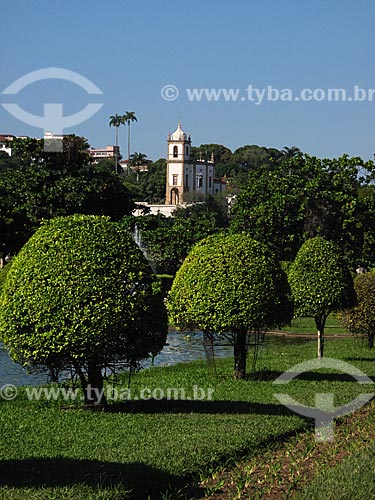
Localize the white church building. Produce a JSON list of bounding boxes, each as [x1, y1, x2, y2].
[[134, 122, 225, 216]]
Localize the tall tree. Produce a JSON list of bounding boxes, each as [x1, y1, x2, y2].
[[167, 233, 293, 379], [122, 111, 138, 175], [288, 237, 355, 358], [0, 215, 168, 406], [128, 152, 151, 183], [137, 158, 167, 203], [339, 272, 375, 348], [0, 136, 134, 259], [109, 114, 123, 174], [230, 154, 372, 264]]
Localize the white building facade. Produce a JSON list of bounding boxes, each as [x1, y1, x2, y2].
[[0, 135, 15, 156], [89, 145, 121, 163], [166, 122, 220, 205]]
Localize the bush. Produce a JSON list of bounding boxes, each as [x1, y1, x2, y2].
[[288, 237, 354, 357], [167, 233, 293, 378], [0, 215, 168, 405], [0, 262, 12, 295], [338, 271, 375, 348]]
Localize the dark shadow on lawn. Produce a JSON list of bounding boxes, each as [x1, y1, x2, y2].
[[250, 370, 374, 383], [0, 458, 200, 499], [345, 357, 375, 363], [108, 399, 302, 417]]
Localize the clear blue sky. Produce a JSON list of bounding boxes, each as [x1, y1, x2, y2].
[[1, 0, 375, 161]]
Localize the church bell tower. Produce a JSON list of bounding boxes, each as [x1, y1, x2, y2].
[[165, 121, 217, 205], [165, 121, 191, 205]]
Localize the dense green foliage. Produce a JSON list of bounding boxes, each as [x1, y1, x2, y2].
[[338, 271, 375, 348], [288, 237, 354, 357], [168, 233, 293, 378], [0, 337, 374, 499], [125, 149, 375, 274], [191, 143, 286, 179], [0, 136, 134, 259], [4, 134, 375, 278], [0, 215, 167, 403], [127, 152, 151, 182], [124, 197, 228, 274], [230, 154, 374, 263], [0, 262, 12, 295], [125, 142, 298, 202], [122, 158, 167, 203]]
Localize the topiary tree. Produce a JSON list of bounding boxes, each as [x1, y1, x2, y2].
[[338, 272, 375, 348], [0, 215, 168, 406], [167, 233, 293, 379], [288, 236, 354, 358]]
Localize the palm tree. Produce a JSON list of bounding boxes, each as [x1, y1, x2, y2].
[[122, 111, 137, 175], [282, 146, 303, 159], [109, 114, 123, 174], [282, 146, 303, 177], [128, 152, 151, 182]]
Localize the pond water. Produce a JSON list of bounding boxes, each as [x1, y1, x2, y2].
[[0, 332, 313, 387]]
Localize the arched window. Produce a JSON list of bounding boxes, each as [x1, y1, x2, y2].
[[173, 146, 178, 158], [196, 173, 203, 189], [185, 146, 189, 156]]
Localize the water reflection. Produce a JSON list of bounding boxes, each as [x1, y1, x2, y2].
[[145, 331, 233, 368], [146, 331, 313, 369], [0, 333, 312, 386], [0, 343, 47, 387]]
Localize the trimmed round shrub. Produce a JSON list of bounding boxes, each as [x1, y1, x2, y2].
[[288, 236, 354, 357], [167, 233, 293, 378], [0, 214, 168, 404]]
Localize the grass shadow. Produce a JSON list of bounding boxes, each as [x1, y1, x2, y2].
[[249, 369, 374, 383], [0, 457, 199, 499], [345, 357, 375, 362], [108, 399, 299, 417]]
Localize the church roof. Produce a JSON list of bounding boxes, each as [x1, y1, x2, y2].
[[170, 121, 187, 141]]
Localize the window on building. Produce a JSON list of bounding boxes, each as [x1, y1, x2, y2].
[[173, 146, 178, 158], [209, 176, 212, 188], [196, 174, 203, 189], [186, 146, 189, 156], [185, 174, 189, 187], [173, 174, 178, 185]]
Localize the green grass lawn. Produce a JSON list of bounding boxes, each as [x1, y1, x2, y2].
[[281, 313, 349, 335], [295, 441, 375, 500], [0, 335, 373, 499]]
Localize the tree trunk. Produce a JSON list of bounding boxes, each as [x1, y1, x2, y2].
[[315, 315, 327, 358], [317, 329, 324, 358], [86, 361, 107, 408], [233, 330, 247, 379], [127, 122, 131, 175], [115, 126, 118, 174], [368, 333, 374, 349]]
